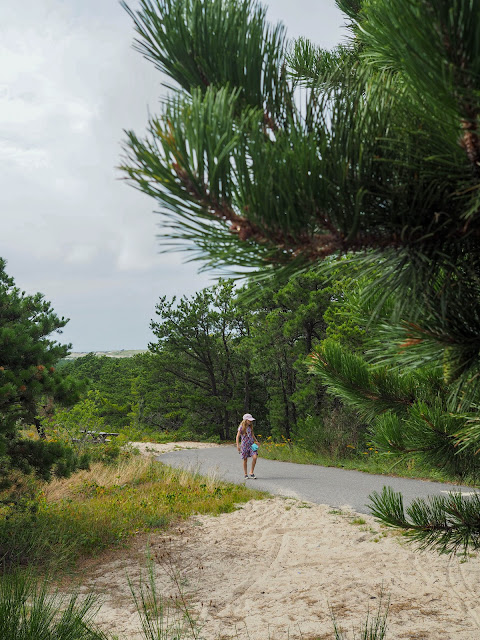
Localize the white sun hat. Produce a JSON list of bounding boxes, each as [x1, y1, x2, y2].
[[243, 413, 256, 421]]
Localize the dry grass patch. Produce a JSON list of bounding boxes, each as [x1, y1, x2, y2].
[[43, 457, 157, 502]]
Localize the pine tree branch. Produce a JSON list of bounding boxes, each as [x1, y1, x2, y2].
[[369, 486, 480, 555]]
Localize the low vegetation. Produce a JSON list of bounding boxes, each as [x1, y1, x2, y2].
[[0, 560, 391, 640], [257, 437, 478, 486], [331, 591, 389, 640], [0, 454, 262, 575]]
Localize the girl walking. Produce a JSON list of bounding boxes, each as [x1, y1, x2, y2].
[[236, 413, 260, 479]]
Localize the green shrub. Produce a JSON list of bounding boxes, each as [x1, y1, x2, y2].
[[5, 439, 90, 481]]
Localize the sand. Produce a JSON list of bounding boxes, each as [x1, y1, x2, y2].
[[64, 442, 480, 640], [127, 441, 223, 456]]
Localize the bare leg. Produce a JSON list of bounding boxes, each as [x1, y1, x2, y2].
[[243, 458, 248, 475], [250, 454, 258, 475]]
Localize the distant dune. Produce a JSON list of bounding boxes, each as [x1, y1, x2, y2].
[[64, 349, 147, 359]]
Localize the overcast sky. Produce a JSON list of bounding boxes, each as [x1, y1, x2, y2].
[[1, 0, 346, 352]]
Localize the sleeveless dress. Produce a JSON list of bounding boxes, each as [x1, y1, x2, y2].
[[238, 425, 257, 459]]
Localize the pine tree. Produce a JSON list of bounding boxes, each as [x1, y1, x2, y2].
[[0, 259, 84, 483], [121, 0, 480, 553]]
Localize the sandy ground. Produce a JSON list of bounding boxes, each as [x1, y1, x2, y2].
[[63, 443, 480, 640], [127, 441, 223, 456]]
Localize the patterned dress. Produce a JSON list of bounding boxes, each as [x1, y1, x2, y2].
[[238, 425, 257, 459]]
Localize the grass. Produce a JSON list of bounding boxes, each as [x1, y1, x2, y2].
[[0, 571, 109, 640], [331, 589, 390, 640], [350, 517, 367, 525], [129, 557, 203, 640], [257, 437, 480, 486], [0, 559, 391, 640], [0, 456, 263, 575]]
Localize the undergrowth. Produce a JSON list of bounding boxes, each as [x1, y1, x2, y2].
[[257, 438, 480, 487], [0, 456, 262, 574]]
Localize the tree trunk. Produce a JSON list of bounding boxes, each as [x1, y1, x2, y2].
[[223, 410, 230, 440], [33, 416, 46, 440]]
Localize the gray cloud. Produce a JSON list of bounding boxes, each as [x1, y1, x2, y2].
[[0, 0, 344, 351]]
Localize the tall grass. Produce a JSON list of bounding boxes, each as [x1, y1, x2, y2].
[[129, 558, 203, 640], [0, 457, 262, 574], [0, 571, 109, 640]]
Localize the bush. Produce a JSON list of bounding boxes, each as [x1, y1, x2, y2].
[[4, 439, 90, 482], [83, 441, 125, 465], [297, 406, 367, 459]]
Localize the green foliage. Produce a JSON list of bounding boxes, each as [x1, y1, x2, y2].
[[0, 258, 86, 486], [0, 572, 108, 640], [149, 280, 253, 440], [60, 354, 141, 429], [322, 274, 371, 354], [373, 403, 479, 477], [0, 458, 261, 573], [4, 439, 90, 482], [310, 340, 480, 477], [49, 390, 106, 437], [0, 259, 82, 430], [359, 0, 480, 127], [310, 340, 432, 421], [369, 487, 480, 555], [122, 0, 288, 112], [243, 272, 338, 439], [334, 0, 362, 21], [296, 408, 366, 459]]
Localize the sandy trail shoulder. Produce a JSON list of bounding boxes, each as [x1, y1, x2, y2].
[[127, 441, 222, 456], [64, 443, 480, 640]]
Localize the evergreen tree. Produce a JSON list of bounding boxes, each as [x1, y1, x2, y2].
[[244, 272, 363, 450], [149, 281, 255, 439], [0, 259, 84, 483], [121, 0, 480, 552]]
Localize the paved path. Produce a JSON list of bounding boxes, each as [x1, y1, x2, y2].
[[158, 445, 479, 514]]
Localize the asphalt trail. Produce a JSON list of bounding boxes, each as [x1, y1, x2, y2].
[[158, 445, 479, 514]]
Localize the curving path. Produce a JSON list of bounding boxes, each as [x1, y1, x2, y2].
[[158, 444, 479, 514]]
